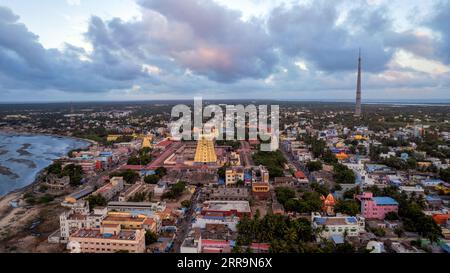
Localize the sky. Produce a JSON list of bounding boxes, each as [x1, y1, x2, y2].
[[0, 0, 449, 102]]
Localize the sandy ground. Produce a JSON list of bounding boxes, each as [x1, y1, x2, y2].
[[0, 190, 66, 252]]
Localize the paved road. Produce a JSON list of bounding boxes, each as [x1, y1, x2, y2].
[[238, 140, 254, 167], [172, 187, 201, 252], [280, 146, 314, 181]]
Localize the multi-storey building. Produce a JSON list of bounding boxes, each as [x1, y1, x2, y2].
[[311, 213, 365, 241], [356, 192, 399, 220], [59, 202, 107, 242], [225, 167, 244, 186], [68, 224, 146, 253]]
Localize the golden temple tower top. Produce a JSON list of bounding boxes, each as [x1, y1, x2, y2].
[[194, 134, 217, 164]]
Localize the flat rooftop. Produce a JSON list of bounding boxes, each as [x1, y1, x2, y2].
[[203, 200, 251, 213], [71, 229, 138, 241]]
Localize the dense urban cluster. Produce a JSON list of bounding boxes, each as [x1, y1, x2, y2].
[[0, 101, 449, 253]]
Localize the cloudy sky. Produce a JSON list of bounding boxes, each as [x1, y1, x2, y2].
[[0, 0, 449, 102]]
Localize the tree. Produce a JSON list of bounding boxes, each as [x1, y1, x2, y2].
[[333, 163, 356, 184], [145, 231, 158, 245], [217, 165, 227, 179], [162, 181, 186, 200], [47, 162, 62, 175], [61, 164, 84, 186], [181, 200, 192, 208], [306, 161, 323, 172], [86, 194, 107, 209], [310, 182, 330, 196], [110, 170, 139, 184], [335, 200, 360, 216], [128, 192, 148, 202], [275, 187, 296, 205], [343, 186, 360, 199], [440, 168, 450, 183], [385, 211, 399, 221], [370, 227, 386, 237], [144, 175, 160, 184], [38, 194, 54, 204], [155, 167, 167, 177], [332, 184, 342, 192], [322, 149, 338, 164], [394, 227, 404, 237], [236, 213, 315, 253], [252, 150, 287, 178]]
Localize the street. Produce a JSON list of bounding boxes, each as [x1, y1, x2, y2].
[[171, 186, 201, 252]]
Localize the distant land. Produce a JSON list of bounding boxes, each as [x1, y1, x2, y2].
[[0, 99, 450, 106]]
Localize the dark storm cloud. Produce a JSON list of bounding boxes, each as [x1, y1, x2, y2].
[[267, 1, 394, 72], [0, 0, 449, 97], [0, 6, 151, 93], [428, 0, 450, 64]]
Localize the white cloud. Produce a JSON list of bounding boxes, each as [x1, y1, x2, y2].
[[67, 0, 81, 6]]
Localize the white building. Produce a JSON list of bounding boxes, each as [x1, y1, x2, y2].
[[192, 214, 239, 232], [399, 185, 425, 196], [311, 213, 365, 241], [180, 229, 201, 253], [59, 201, 107, 243]]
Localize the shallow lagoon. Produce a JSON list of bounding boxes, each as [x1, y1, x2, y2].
[[0, 133, 90, 196]]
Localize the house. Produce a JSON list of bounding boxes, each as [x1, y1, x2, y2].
[[399, 185, 425, 196], [93, 177, 124, 201], [356, 192, 399, 220], [68, 224, 146, 253], [225, 167, 244, 186], [311, 213, 365, 241], [421, 179, 445, 188], [59, 202, 107, 243], [294, 171, 309, 184]]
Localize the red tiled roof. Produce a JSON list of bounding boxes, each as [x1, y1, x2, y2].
[[294, 171, 306, 179], [432, 214, 450, 225]]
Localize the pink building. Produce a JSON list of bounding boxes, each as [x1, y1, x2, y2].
[[357, 192, 399, 220]]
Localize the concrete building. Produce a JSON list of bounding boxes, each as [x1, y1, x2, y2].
[[201, 200, 251, 218], [200, 187, 249, 201], [399, 185, 425, 196], [192, 213, 239, 232], [119, 182, 149, 202], [251, 182, 270, 200], [59, 202, 107, 243], [225, 167, 244, 186], [107, 201, 166, 217], [44, 174, 70, 191], [356, 192, 399, 220], [68, 224, 146, 253], [311, 213, 365, 241], [93, 177, 124, 201]]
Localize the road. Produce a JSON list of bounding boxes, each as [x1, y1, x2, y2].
[[172, 187, 201, 252], [238, 140, 254, 167], [280, 146, 315, 181]]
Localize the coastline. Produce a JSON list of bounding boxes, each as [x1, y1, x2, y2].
[[0, 128, 98, 146], [0, 129, 96, 201]]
